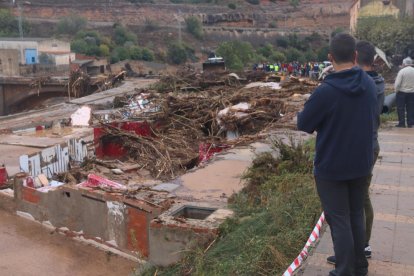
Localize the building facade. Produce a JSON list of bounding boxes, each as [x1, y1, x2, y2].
[[0, 49, 20, 76], [0, 38, 74, 76]]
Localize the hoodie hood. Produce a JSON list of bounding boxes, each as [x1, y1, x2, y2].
[[323, 67, 370, 96], [366, 71, 385, 96]]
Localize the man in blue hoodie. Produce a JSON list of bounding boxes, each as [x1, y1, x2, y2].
[[297, 33, 378, 276], [325, 40, 385, 266]]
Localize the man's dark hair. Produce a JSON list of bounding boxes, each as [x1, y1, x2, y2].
[[330, 33, 356, 64], [356, 40, 376, 67]]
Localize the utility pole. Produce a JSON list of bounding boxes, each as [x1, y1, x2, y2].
[[13, 0, 23, 39], [406, 0, 414, 17], [18, 3, 23, 39], [174, 10, 183, 44], [178, 9, 182, 44]]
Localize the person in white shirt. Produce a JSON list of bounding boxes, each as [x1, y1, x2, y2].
[[402, 56, 412, 66], [395, 58, 414, 128]]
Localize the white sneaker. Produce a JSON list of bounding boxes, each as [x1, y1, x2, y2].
[[365, 245, 372, 258]]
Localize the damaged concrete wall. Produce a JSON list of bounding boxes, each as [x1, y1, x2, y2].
[[13, 175, 165, 259], [107, 201, 127, 248], [149, 204, 233, 266], [149, 224, 216, 266]]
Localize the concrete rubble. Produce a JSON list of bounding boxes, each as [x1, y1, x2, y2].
[[0, 70, 317, 266]]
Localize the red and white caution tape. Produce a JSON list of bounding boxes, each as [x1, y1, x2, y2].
[[282, 212, 325, 276]]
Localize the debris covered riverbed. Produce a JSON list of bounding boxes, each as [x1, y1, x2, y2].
[[93, 70, 318, 180]]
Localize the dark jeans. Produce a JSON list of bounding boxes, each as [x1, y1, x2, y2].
[[316, 176, 369, 276], [396, 92, 414, 127]]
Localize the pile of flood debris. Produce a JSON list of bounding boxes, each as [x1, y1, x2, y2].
[[90, 71, 318, 181], [68, 70, 127, 99]]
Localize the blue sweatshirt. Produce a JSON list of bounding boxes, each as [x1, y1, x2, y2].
[[297, 67, 378, 181]]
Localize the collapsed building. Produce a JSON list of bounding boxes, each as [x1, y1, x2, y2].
[[0, 68, 318, 266]]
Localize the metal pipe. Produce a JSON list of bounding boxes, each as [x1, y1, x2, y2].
[[382, 93, 396, 114]]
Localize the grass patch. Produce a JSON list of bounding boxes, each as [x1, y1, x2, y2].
[[141, 137, 321, 276], [380, 110, 398, 125]]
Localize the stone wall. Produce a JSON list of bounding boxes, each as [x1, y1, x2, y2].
[[12, 0, 354, 34]]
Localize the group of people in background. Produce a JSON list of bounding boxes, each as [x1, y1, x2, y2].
[[253, 61, 329, 79], [252, 52, 414, 131]]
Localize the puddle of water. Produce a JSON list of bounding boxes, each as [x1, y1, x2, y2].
[[178, 159, 249, 201]]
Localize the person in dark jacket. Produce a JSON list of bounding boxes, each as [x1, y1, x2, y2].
[[325, 40, 385, 266], [297, 33, 378, 276]]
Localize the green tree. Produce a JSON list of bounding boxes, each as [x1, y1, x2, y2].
[[304, 50, 317, 61], [269, 51, 286, 62], [141, 48, 155, 61], [57, 14, 87, 35], [356, 16, 414, 56], [289, 0, 300, 8], [113, 25, 137, 46], [71, 39, 89, 54], [228, 3, 236, 9], [285, 47, 304, 62], [167, 42, 187, 64], [287, 33, 308, 51], [185, 16, 203, 40], [257, 43, 275, 58], [75, 31, 102, 44], [71, 30, 106, 56], [276, 36, 289, 48], [317, 46, 329, 61], [99, 44, 110, 56], [129, 46, 142, 60], [0, 9, 29, 37], [217, 40, 255, 71], [111, 46, 130, 63]]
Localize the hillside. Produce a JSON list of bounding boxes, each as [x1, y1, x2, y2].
[[5, 0, 354, 35], [0, 0, 358, 69]]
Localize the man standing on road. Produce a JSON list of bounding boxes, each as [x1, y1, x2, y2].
[[395, 58, 414, 128], [325, 40, 385, 266], [297, 33, 378, 276]]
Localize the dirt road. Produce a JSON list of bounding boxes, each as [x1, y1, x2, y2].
[[0, 210, 138, 276]]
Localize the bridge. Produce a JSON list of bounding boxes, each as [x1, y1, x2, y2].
[[0, 77, 68, 116]]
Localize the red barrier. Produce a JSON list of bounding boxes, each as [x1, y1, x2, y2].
[[0, 166, 8, 187], [94, 121, 152, 159]]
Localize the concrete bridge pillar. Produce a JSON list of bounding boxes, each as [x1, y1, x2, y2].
[[0, 84, 4, 116]]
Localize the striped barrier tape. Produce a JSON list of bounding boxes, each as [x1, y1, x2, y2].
[[282, 212, 325, 276]]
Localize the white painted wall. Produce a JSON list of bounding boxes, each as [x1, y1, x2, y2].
[[38, 39, 70, 54], [53, 53, 76, 65]]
